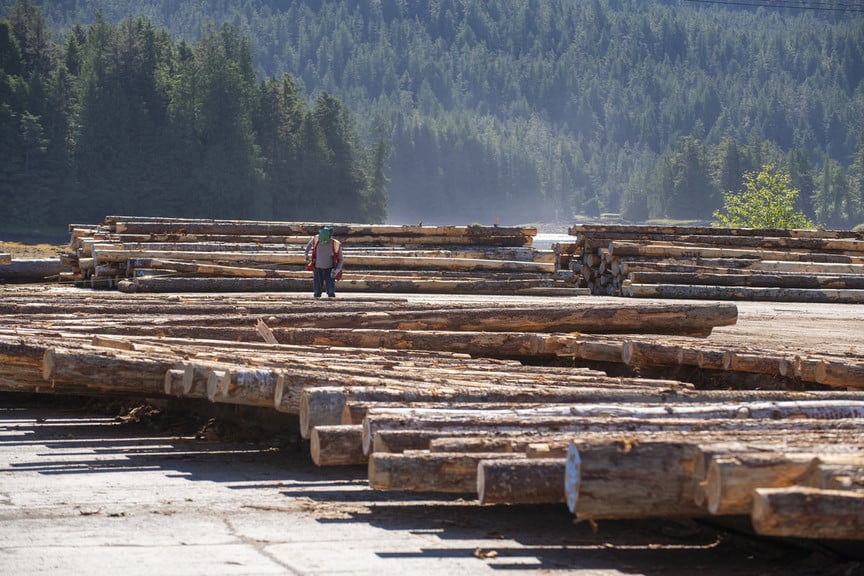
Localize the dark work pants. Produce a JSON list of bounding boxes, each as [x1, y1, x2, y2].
[[313, 267, 335, 297]]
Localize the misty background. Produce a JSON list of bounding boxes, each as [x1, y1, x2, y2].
[[1, 0, 863, 234]]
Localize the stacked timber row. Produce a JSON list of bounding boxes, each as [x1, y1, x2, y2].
[[65, 215, 580, 295], [1, 287, 863, 541], [561, 224, 864, 302]]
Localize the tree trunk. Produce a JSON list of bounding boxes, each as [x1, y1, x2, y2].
[[368, 451, 527, 493], [565, 441, 706, 519], [477, 458, 566, 504], [751, 487, 864, 540], [310, 425, 366, 467]]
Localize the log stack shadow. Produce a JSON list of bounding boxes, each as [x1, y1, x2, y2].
[[1, 288, 862, 544], [561, 223, 864, 302]]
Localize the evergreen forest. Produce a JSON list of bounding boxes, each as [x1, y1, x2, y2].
[[2, 0, 864, 232]]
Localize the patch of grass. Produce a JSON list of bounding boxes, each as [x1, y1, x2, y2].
[[0, 241, 66, 259]]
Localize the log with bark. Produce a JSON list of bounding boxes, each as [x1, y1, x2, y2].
[[703, 452, 864, 515], [751, 487, 864, 540], [368, 451, 527, 493], [623, 282, 864, 304], [564, 440, 706, 519], [476, 458, 567, 505]]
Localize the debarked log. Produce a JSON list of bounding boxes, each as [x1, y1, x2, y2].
[[751, 487, 864, 540]]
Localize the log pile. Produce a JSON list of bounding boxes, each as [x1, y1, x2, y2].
[[1, 287, 862, 543], [561, 224, 864, 302], [63, 216, 582, 295]]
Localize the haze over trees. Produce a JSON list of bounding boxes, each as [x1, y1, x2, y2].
[[2, 0, 863, 230]]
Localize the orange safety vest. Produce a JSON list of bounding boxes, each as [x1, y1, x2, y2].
[[306, 237, 343, 279]]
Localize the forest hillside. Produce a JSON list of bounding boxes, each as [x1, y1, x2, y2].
[[2, 0, 863, 230]]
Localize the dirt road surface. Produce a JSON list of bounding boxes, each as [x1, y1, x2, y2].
[[1, 294, 863, 575]]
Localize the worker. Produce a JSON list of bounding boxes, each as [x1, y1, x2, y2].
[[304, 226, 344, 298]]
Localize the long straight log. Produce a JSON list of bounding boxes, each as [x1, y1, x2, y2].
[[119, 276, 580, 296], [569, 224, 863, 240], [625, 282, 864, 304], [306, 383, 809, 437], [0, 258, 65, 282], [751, 487, 864, 540], [370, 422, 864, 456], [362, 413, 864, 456], [100, 249, 554, 272], [105, 298, 736, 337], [628, 271, 864, 289], [477, 458, 566, 504], [368, 451, 527, 493], [110, 219, 536, 239], [581, 232, 864, 251], [609, 241, 864, 263]]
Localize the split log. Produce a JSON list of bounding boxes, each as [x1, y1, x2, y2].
[[477, 458, 566, 504], [751, 487, 864, 540], [310, 425, 367, 467], [368, 451, 527, 493], [0, 253, 10, 265]]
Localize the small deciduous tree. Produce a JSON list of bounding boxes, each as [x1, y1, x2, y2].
[[713, 164, 814, 229]]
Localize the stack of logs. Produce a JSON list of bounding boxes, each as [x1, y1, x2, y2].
[[561, 224, 864, 302], [63, 216, 580, 295], [1, 288, 862, 541]]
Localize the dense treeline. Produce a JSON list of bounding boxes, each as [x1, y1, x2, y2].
[[0, 2, 386, 232], [2, 0, 864, 228]]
